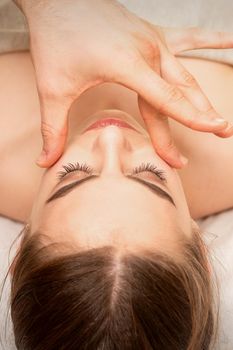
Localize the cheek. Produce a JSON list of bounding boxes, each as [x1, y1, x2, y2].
[[29, 170, 55, 230], [167, 171, 191, 233], [169, 169, 186, 200]]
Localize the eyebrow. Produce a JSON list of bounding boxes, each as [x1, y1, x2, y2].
[[46, 175, 176, 207]]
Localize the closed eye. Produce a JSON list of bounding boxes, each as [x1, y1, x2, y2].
[[47, 162, 173, 205], [131, 162, 167, 183], [56, 161, 167, 183]]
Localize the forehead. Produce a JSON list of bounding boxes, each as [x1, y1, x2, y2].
[[38, 177, 180, 251], [42, 176, 175, 220]]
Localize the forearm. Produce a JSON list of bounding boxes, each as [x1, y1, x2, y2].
[[13, 0, 56, 18], [13, 0, 35, 12], [13, 0, 23, 9], [12, 0, 102, 26]]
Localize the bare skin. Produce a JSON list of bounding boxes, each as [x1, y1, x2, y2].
[[0, 51, 233, 223], [13, 0, 233, 168]]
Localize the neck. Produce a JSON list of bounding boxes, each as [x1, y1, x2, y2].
[[67, 83, 144, 143]]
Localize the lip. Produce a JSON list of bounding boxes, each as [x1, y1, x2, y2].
[[82, 118, 140, 134]]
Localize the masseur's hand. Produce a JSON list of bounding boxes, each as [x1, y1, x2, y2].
[[15, 0, 233, 168]]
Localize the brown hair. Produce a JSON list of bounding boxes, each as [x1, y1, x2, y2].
[[4, 225, 219, 350]]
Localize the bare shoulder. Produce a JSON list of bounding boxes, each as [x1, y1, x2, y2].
[[0, 52, 232, 221], [173, 57, 233, 219], [0, 52, 39, 148], [0, 52, 43, 222]]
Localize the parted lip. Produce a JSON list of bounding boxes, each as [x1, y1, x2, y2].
[[82, 118, 140, 134]]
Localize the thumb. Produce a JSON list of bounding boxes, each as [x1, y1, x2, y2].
[[36, 98, 70, 168], [138, 96, 188, 169]]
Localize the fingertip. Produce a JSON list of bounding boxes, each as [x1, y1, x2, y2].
[[208, 118, 228, 129], [36, 157, 52, 168], [156, 150, 188, 169], [170, 154, 189, 169], [35, 149, 46, 166], [170, 159, 188, 169], [35, 158, 50, 168], [225, 123, 233, 135], [214, 123, 233, 138], [36, 150, 59, 168]]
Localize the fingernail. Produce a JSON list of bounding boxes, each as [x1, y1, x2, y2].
[[36, 150, 47, 165], [223, 123, 233, 133], [210, 118, 228, 125], [180, 155, 189, 166]]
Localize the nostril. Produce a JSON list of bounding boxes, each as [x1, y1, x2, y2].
[[91, 126, 133, 158], [97, 126, 127, 145]]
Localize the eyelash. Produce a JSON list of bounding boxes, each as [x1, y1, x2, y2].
[[132, 163, 167, 182], [57, 162, 93, 180], [57, 162, 167, 182]]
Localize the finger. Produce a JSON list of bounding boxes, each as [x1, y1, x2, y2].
[[163, 27, 233, 54], [161, 54, 233, 136], [138, 96, 188, 169], [120, 60, 228, 132], [36, 97, 70, 168], [214, 123, 233, 138], [161, 53, 211, 110]]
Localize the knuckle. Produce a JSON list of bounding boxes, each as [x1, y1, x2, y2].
[[166, 85, 184, 103], [138, 38, 160, 65], [41, 121, 61, 141], [158, 85, 184, 113], [162, 139, 176, 152], [185, 114, 201, 129], [156, 139, 177, 155], [180, 70, 197, 86]]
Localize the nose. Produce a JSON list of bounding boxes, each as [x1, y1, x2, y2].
[[92, 126, 132, 176]]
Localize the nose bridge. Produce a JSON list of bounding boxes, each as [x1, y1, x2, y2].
[[93, 126, 131, 175]]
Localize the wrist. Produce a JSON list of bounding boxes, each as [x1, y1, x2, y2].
[[13, 0, 24, 10], [13, 0, 45, 18]]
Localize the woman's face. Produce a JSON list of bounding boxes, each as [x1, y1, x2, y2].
[[30, 109, 193, 254]]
